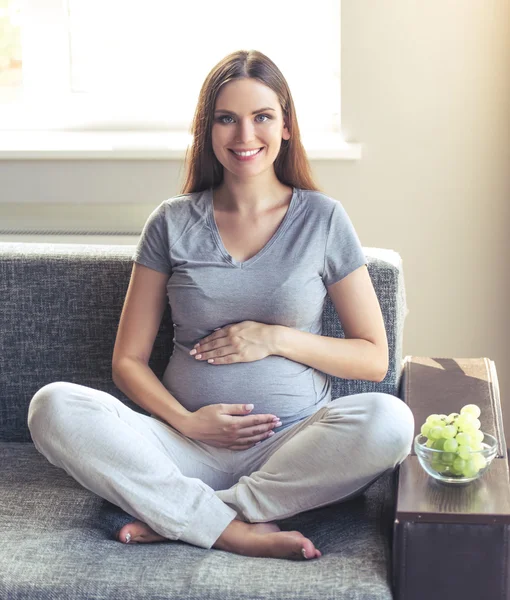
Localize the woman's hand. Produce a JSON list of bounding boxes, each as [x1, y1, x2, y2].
[[178, 403, 282, 451], [189, 321, 280, 365]]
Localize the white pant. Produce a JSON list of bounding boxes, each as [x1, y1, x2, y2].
[[27, 382, 415, 549]]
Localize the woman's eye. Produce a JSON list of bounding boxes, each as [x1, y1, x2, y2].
[[216, 114, 271, 124]]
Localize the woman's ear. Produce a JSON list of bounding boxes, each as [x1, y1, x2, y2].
[[282, 118, 291, 141]]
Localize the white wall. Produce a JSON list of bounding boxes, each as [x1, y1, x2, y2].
[[1, 0, 509, 441]]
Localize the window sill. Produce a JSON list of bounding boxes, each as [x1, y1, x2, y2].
[[0, 131, 362, 160]]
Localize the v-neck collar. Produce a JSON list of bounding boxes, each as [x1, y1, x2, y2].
[[206, 186, 298, 268]]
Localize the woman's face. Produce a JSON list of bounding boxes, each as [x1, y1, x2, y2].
[[211, 78, 290, 179]]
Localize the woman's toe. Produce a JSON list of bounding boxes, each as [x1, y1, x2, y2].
[[117, 520, 167, 544]]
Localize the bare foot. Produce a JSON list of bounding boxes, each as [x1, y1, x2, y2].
[[116, 519, 322, 560], [116, 520, 281, 546], [214, 519, 322, 560], [116, 520, 166, 544]]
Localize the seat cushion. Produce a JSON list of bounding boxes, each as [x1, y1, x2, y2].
[[0, 443, 396, 600]]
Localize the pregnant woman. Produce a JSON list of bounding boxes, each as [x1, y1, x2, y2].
[[27, 49, 414, 560]]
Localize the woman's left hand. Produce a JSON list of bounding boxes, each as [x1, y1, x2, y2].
[[190, 321, 278, 365]]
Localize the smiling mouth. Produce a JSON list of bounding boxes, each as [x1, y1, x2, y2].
[[229, 148, 264, 156]]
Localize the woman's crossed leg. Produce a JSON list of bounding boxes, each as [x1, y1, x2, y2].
[[27, 382, 321, 559]]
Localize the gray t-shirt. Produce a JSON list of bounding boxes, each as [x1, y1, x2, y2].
[[132, 187, 367, 431]]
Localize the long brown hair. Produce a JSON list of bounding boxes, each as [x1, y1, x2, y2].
[[180, 50, 322, 194]]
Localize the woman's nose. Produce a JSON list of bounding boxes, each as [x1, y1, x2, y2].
[[235, 118, 257, 143]]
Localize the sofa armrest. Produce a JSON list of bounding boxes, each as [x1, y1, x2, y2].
[[398, 356, 506, 459], [392, 356, 510, 600]]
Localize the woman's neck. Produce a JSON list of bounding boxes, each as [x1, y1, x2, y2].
[[214, 179, 292, 216]]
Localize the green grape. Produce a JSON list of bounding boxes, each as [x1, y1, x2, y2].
[[443, 438, 458, 452], [471, 418, 481, 430], [461, 404, 481, 419], [426, 414, 440, 424], [450, 463, 464, 476], [429, 426, 444, 440], [454, 419, 466, 431], [453, 457, 467, 471], [473, 454, 487, 469], [425, 439, 434, 448], [431, 459, 443, 472], [474, 430, 484, 443], [427, 419, 443, 430], [442, 425, 457, 439], [457, 445, 473, 460], [457, 413, 475, 429], [421, 423, 432, 437], [432, 438, 445, 450], [441, 452, 456, 465], [462, 459, 480, 478], [461, 424, 477, 436], [447, 412, 460, 423], [456, 432, 473, 446]]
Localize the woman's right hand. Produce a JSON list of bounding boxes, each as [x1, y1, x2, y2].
[[177, 404, 282, 450]]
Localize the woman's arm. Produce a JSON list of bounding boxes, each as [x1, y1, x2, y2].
[[271, 329, 385, 382], [272, 265, 388, 382], [112, 263, 191, 430]]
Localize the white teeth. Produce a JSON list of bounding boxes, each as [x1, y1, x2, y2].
[[232, 148, 261, 157]]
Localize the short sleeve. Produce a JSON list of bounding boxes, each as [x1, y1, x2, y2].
[[322, 201, 367, 287], [132, 202, 172, 275]]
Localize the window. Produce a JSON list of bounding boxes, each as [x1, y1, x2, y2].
[[0, 0, 22, 95], [0, 0, 360, 158]]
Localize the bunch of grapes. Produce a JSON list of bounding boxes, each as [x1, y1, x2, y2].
[[420, 404, 487, 478]]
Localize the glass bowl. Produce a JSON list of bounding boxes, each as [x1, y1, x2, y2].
[[414, 432, 498, 485]]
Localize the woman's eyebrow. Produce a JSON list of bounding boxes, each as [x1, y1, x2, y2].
[[214, 107, 276, 115]]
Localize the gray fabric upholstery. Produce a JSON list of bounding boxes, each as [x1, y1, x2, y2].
[[0, 241, 408, 599], [0, 243, 407, 442], [0, 442, 397, 600]]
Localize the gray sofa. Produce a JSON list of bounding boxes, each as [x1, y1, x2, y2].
[[0, 241, 471, 599]]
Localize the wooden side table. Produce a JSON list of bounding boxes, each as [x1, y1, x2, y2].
[[393, 357, 510, 600]]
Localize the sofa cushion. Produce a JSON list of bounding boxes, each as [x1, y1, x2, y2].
[[0, 242, 407, 442], [0, 442, 396, 600]]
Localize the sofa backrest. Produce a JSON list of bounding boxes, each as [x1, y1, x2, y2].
[[0, 243, 408, 442]]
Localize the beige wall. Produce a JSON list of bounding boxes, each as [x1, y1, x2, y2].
[[339, 0, 510, 441], [1, 1, 509, 441]]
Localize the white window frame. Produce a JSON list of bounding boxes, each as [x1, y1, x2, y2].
[[0, 0, 361, 160]]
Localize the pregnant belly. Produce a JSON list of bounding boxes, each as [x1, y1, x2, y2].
[[162, 347, 329, 428]]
